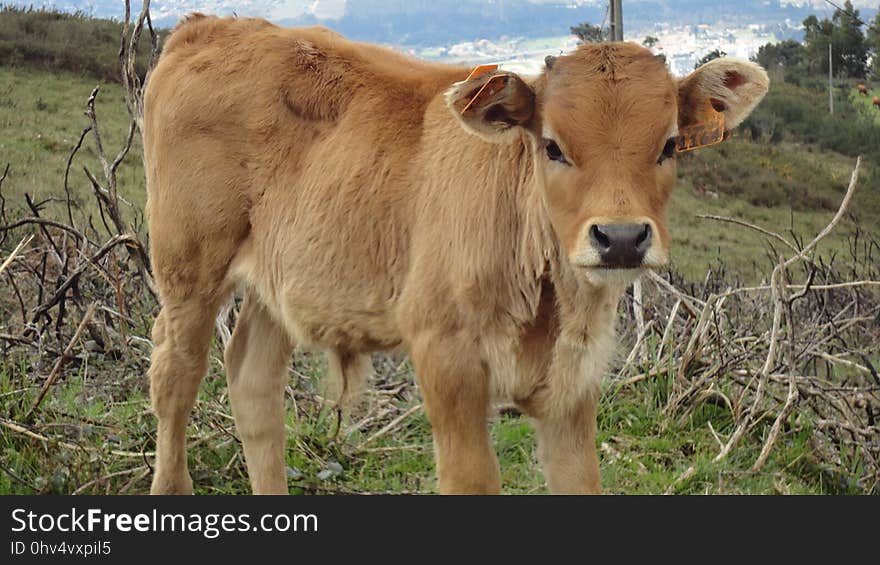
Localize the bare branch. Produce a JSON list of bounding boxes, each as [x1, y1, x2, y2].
[[697, 213, 800, 255], [0, 235, 33, 278], [26, 302, 99, 420]]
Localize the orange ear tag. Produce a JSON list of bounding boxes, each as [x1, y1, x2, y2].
[[461, 74, 509, 115], [466, 63, 499, 80], [676, 108, 727, 153]]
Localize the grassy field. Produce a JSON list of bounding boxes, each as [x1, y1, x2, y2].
[[671, 138, 873, 279], [1, 65, 877, 495], [0, 67, 146, 211]]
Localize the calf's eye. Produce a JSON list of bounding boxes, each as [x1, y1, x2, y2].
[[657, 137, 678, 165], [544, 139, 570, 165]]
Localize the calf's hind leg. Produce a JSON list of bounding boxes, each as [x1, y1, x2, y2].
[[144, 122, 251, 493], [224, 293, 295, 494], [149, 297, 223, 494]]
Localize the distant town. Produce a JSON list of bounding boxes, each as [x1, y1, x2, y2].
[[411, 21, 795, 76]]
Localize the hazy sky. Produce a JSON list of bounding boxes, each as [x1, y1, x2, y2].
[[269, 0, 347, 21]]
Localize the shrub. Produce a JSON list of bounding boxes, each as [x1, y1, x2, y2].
[[741, 73, 880, 163], [0, 5, 163, 82]]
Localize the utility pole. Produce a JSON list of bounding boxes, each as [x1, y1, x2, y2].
[[829, 42, 834, 114], [610, 0, 624, 42]]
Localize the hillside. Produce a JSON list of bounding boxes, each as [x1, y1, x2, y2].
[[0, 6, 163, 82]]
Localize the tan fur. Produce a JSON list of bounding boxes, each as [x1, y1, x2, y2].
[[143, 16, 768, 494]]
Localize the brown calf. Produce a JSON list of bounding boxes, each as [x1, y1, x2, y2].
[[143, 15, 769, 494], [858, 83, 870, 96]]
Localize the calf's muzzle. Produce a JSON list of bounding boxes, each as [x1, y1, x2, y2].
[[589, 223, 652, 269]]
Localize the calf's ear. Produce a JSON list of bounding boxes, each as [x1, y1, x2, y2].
[[445, 71, 536, 142], [678, 58, 769, 129]]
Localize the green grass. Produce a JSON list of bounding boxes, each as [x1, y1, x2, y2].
[[0, 66, 146, 217], [671, 137, 875, 280], [1, 65, 877, 495], [850, 87, 880, 125], [1, 347, 849, 495]]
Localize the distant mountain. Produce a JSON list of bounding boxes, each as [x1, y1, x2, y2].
[[16, 1, 880, 46]]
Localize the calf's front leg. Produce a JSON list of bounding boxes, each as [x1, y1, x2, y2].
[[531, 386, 602, 494], [410, 332, 501, 494]]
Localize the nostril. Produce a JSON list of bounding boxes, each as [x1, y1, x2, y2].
[[590, 225, 611, 250], [636, 224, 652, 250]]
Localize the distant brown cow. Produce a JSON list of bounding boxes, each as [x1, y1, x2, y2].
[[874, 96, 880, 109], [858, 83, 870, 96], [143, 14, 769, 494]]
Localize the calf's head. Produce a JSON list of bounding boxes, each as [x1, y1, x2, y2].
[[446, 43, 769, 283]]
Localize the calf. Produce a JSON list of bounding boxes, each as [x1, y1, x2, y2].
[[143, 15, 769, 494]]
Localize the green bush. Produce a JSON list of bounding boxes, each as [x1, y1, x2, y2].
[[741, 72, 880, 164], [0, 5, 163, 82], [679, 135, 869, 214]]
